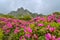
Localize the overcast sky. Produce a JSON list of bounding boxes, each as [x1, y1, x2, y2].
[[0, 0, 60, 15]]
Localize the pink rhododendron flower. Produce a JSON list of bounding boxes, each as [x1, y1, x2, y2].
[[2, 25, 7, 30], [25, 34, 31, 38], [19, 36, 23, 40], [17, 20, 21, 23], [33, 34, 38, 39], [47, 16, 52, 22], [5, 29, 10, 34], [13, 19, 17, 23], [24, 29, 26, 33], [33, 18, 37, 21], [27, 27, 32, 33], [20, 25, 26, 28], [56, 37, 60, 40], [56, 19, 60, 23], [14, 27, 20, 34], [24, 27, 32, 33], [19, 36, 26, 40], [46, 25, 56, 32], [49, 27, 55, 32], [47, 25, 50, 28], [45, 33, 51, 40], [6, 30, 10, 33], [6, 22, 12, 28], [40, 17, 45, 21], [23, 38, 26, 40], [38, 24, 44, 26], [46, 25, 50, 29], [52, 35, 56, 40], [15, 24, 19, 27], [14, 29, 20, 34], [45, 33, 56, 40]]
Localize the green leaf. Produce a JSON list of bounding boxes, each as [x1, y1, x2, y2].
[[38, 36, 45, 40], [0, 28, 4, 40]]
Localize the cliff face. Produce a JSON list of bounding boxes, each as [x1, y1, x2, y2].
[[8, 7, 45, 18]]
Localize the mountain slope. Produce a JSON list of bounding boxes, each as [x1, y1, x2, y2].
[[8, 7, 45, 18]]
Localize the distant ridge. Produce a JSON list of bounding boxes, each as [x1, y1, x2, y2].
[[8, 7, 44, 18]]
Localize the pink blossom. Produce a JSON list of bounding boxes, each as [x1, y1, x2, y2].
[[25, 34, 31, 38], [20, 25, 26, 28], [24, 27, 32, 33], [19, 36, 23, 40], [49, 27, 55, 32], [2, 25, 7, 30], [52, 35, 56, 40], [15, 24, 19, 27], [13, 19, 17, 23], [40, 17, 45, 21], [47, 16, 52, 22], [19, 36, 26, 40], [24, 29, 26, 33], [45, 33, 51, 40], [27, 27, 32, 33], [56, 37, 60, 40], [46, 25, 50, 29], [47, 25, 50, 28], [33, 34, 38, 39], [6, 22, 12, 28], [23, 38, 26, 40], [56, 19, 60, 23], [47, 25, 56, 32], [5, 29, 10, 34], [38, 24, 44, 26], [6, 30, 10, 33], [14, 27, 20, 34]]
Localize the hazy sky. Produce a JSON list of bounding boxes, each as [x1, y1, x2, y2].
[[0, 0, 60, 15]]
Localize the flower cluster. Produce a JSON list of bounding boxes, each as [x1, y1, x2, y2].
[[0, 14, 60, 40]]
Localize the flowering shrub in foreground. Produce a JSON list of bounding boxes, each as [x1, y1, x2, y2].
[[0, 14, 60, 40]]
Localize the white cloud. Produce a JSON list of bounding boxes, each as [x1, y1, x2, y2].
[[0, 0, 60, 15]]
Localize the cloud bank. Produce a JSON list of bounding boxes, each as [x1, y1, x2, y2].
[[0, 0, 60, 15]]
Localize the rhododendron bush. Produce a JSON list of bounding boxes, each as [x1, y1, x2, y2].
[[0, 14, 60, 40]]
